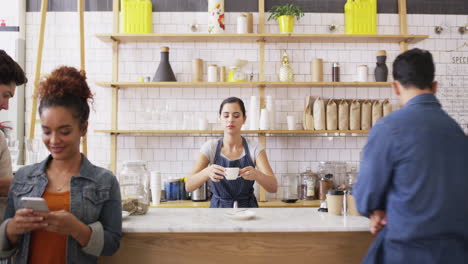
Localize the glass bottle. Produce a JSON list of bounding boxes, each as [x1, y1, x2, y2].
[[120, 160, 150, 215], [299, 167, 318, 200], [152, 46, 177, 82]]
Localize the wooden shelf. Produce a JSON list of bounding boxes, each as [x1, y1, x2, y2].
[[95, 81, 263, 88], [264, 81, 391, 87], [262, 33, 427, 44], [96, 81, 392, 88], [96, 33, 428, 44], [95, 130, 368, 135]]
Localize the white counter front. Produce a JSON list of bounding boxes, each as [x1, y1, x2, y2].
[[123, 208, 370, 233]]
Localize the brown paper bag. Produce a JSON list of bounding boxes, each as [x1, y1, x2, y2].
[[383, 99, 392, 116], [349, 100, 361, 130], [303, 96, 314, 130], [338, 100, 349, 130], [326, 99, 338, 130], [372, 100, 383, 126], [361, 100, 372, 130], [313, 97, 326, 130]]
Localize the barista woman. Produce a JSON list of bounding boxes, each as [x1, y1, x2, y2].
[[186, 97, 277, 208]]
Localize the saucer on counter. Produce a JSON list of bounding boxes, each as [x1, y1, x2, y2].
[[122, 211, 130, 220], [224, 209, 256, 221]]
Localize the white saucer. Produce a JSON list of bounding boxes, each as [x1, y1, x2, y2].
[[225, 210, 256, 221], [122, 211, 130, 220]]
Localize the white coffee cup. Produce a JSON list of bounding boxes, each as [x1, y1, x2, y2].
[[225, 167, 240, 180], [287, 115, 296, 130]]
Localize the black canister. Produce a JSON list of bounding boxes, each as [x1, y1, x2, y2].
[[332, 62, 340, 82], [153, 46, 177, 82], [375, 50, 388, 82]]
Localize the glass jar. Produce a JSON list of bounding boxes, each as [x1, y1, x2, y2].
[[119, 160, 150, 215], [318, 173, 335, 202], [281, 174, 299, 202], [299, 168, 318, 200]]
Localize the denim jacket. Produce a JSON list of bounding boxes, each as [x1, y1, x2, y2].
[[0, 155, 122, 263]]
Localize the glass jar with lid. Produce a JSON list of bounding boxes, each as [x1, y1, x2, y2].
[[299, 168, 318, 200], [318, 172, 335, 202], [119, 160, 150, 215]]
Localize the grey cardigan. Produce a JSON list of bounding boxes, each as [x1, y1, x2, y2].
[[0, 155, 122, 263]]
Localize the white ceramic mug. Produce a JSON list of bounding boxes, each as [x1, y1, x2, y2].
[[287, 115, 296, 130], [225, 167, 240, 180]]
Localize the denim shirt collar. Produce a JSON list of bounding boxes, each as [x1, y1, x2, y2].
[[405, 93, 440, 108], [29, 154, 97, 183]]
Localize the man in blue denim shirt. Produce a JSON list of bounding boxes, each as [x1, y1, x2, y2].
[[355, 48, 468, 264]]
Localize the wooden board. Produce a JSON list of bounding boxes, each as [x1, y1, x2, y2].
[[95, 81, 392, 88], [99, 232, 374, 264]]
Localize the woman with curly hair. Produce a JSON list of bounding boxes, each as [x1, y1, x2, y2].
[[0, 66, 121, 263]]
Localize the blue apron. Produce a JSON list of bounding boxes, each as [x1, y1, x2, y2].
[[210, 137, 258, 208]]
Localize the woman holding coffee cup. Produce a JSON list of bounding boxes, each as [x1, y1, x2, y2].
[[186, 97, 277, 208]]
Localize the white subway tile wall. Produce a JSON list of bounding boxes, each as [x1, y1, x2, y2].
[[23, 12, 468, 199]]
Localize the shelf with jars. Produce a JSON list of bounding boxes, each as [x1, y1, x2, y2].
[[97, 0, 421, 207]]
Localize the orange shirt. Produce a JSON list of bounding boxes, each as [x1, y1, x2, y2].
[[29, 191, 70, 264]]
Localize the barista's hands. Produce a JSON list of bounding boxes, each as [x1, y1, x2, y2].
[[204, 164, 226, 182], [369, 210, 387, 235], [6, 209, 48, 237], [239, 166, 258, 181]]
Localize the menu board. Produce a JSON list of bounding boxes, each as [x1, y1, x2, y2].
[[438, 57, 468, 135]]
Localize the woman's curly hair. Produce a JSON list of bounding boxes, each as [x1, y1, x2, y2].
[[38, 66, 93, 127]]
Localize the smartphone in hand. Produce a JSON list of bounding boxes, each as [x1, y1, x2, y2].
[[21, 197, 49, 212]]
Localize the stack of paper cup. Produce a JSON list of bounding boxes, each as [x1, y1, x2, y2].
[[266, 96, 276, 130], [249, 96, 259, 130], [259, 108, 269, 130], [150, 171, 161, 206]]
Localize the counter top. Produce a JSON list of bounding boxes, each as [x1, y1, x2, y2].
[[152, 199, 320, 208], [123, 208, 370, 233]]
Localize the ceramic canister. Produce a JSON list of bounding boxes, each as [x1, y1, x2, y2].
[[357, 65, 368, 82], [207, 64, 218, 82], [237, 14, 248, 34]]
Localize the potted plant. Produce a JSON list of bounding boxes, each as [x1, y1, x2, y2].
[[268, 4, 304, 33]]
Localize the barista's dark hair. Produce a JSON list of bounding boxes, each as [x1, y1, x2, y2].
[[0, 49, 27, 86], [393, 48, 435, 90], [219, 97, 246, 117], [38, 66, 93, 128]]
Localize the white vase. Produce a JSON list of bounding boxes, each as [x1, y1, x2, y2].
[[208, 0, 225, 34]]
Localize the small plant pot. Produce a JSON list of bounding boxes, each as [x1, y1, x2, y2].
[[278, 15, 295, 33]]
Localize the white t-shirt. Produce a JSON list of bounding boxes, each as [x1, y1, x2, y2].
[[200, 138, 264, 166]]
